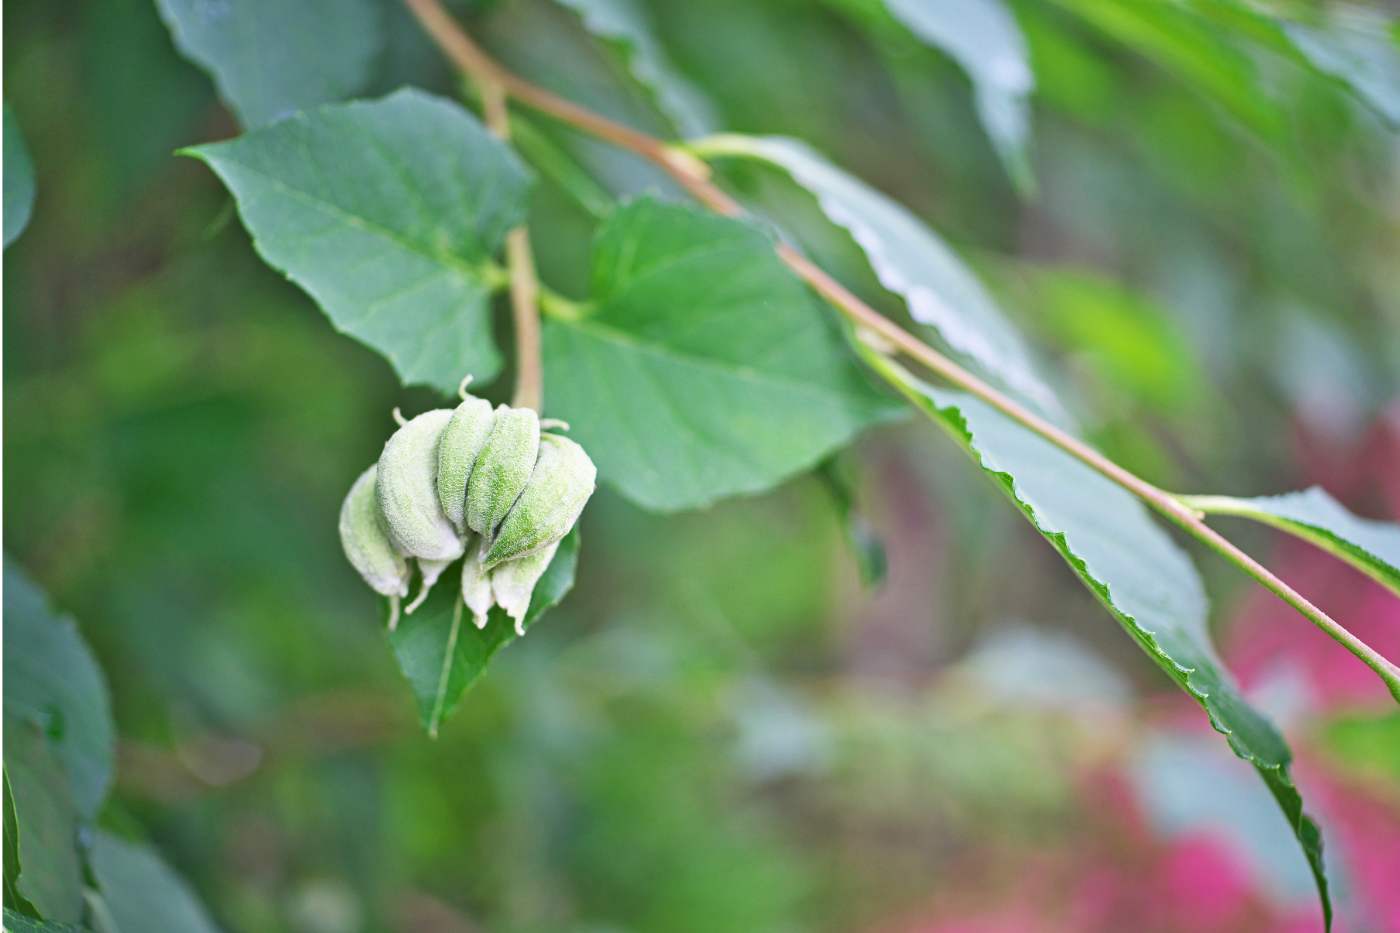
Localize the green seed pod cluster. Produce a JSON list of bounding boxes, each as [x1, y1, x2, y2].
[[338, 391, 596, 632]]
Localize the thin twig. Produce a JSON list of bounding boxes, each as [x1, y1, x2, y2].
[[400, 0, 1400, 700], [479, 75, 543, 410]]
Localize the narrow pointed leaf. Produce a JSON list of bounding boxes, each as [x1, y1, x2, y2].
[[1189, 487, 1400, 597], [184, 90, 531, 394], [870, 357, 1331, 927], [389, 529, 580, 737], [544, 197, 901, 511]]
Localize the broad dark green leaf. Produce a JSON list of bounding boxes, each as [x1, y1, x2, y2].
[[154, 0, 380, 128], [89, 831, 220, 933], [552, 0, 716, 135], [185, 90, 532, 393], [879, 0, 1034, 186], [3, 562, 115, 818], [2, 908, 89, 933], [867, 356, 1331, 927], [4, 104, 35, 247], [543, 198, 901, 510], [1187, 487, 1400, 596], [4, 722, 83, 925], [390, 529, 580, 737]]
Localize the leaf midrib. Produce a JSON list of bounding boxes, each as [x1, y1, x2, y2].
[[190, 147, 497, 284]]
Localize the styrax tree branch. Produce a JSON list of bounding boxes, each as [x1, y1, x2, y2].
[[401, 0, 1400, 701]]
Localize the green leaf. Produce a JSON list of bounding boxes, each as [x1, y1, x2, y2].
[[390, 529, 580, 737], [4, 722, 84, 925], [543, 198, 901, 511], [1320, 711, 1400, 784], [867, 355, 1332, 928], [89, 831, 220, 933], [1051, 0, 1286, 141], [80, 0, 214, 211], [3, 561, 115, 818], [551, 0, 716, 135], [879, 0, 1034, 187], [154, 0, 380, 128], [1185, 487, 1400, 597], [1282, 5, 1400, 126], [1002, 264, 1207, 411], [184, 90, 532, 394], [3, 908, 90, 933], [817, 458, 887, 588], [4, 104, 35, 248], [690, 135, 1062, 420]]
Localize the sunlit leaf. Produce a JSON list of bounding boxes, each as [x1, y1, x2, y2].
[[868, 355, 1331, 927], [543, 197, 901, 510], [389, 529, 580, 737], [1188, 487, 1400, 596], [155, 0, 380, 128], [185, 90, 532, 393]]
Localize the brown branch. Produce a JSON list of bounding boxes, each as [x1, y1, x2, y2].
[[480, 79, 544, 410]]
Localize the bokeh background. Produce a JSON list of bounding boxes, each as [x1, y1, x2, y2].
[[5, 0, 1400, 930]]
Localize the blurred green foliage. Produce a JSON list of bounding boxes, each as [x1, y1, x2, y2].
[[5, 0, 1399, 930]]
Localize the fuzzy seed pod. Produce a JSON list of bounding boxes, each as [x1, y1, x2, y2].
[[436, 395, 495, 532], [339, 466, 411, 598], [465, 405, 540, 539], [460, 537, 494, 630], [483, 434, 596, 569], [491, 539, 561, 636], [377, 409, 464, 562]]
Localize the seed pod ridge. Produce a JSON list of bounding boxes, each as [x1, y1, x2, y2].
[[465, 405, 540, 539], [339, 466, 411, 598], [377, 408, 463, 562], [483, 433, 596, 569]]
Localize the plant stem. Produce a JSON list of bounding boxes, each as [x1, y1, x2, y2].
[[401, 0, 1400, 701], [477, 74, 543, 410], [1168, 509, 1400, 702]]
